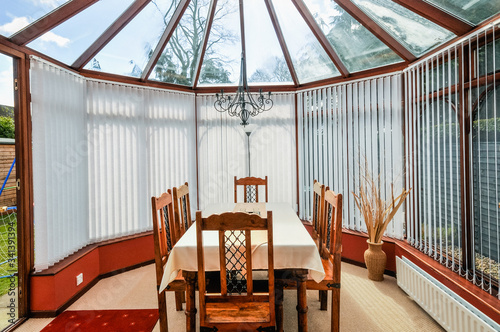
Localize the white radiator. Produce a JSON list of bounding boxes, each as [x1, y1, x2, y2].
[[396, 256, 500, 332]]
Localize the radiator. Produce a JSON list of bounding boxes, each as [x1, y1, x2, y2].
[[396, 256, 500, 332]]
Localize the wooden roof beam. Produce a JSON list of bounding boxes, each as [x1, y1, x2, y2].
[[291, 0, 349, 78], [334, 0, 417, 62], [141, 0, 191, 81], [10, 0, 99, 46], [72, 0, 151, 70], [393, 0, 473, 36], [192, 0, 218, 88]]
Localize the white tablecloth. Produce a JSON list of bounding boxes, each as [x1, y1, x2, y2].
[[159, 203, 325, 292]]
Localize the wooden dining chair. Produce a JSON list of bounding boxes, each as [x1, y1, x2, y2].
[[151, 192, 186, 332], [275, 189, 342, 332], [312, 180, 326, 239], [316, 189, 343, 332], [171, 182, 193, 240], [234, 176, 268, 203], [196, 210, 276, 331]]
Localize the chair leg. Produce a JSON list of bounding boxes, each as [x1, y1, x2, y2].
[[175, 291, 183, 311], [158, 290, 168, 332], [331, 288, 340, 332], [275, 282, 284, 332], [319, 290, 327, 310]]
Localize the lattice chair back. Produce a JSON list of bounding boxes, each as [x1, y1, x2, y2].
[[196, 211, 276, 331], [320, 190, 343, 259], [234, 176, 269, 203], [312, 180, 326, 240], [151, 192, 177, 332], [172, 182, 193, 240]]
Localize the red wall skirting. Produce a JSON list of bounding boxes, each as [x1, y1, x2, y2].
[[30, 233, 154, 315]]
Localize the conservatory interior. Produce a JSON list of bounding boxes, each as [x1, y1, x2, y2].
[[0, 0, 499, 331]]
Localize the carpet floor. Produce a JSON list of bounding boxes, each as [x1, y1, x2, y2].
[[15, 262, 444, 331]]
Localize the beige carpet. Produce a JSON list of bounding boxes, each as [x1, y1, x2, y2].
[[15, 262, 444, 331]]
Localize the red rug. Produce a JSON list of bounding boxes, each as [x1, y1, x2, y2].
[[41, 309, 159, 332]]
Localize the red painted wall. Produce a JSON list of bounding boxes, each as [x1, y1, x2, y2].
[[30, 234, 154, 314], [30, 249, 100, 312], [340, 231, 397, 272], [99, 235, 154, 275]]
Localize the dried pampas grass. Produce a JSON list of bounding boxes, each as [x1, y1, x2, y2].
[[352, 161, 411, 244]]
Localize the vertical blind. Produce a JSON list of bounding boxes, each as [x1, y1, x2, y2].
[[404, 19, 500, 295], [297, 74, 405, 239], [31, 57, 196, 269], [31, 56, 89, 270], [87, 80, 196, 242], [197, 93, 296, 210]]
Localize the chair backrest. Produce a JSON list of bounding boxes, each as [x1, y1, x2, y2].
[[151, 192, 176, 289], [171, 182, 192, 240], [320, 189, 343, 259], [312, 180, 326, 239], [234, 176, 268, 203], [196, 210, 275, 327]]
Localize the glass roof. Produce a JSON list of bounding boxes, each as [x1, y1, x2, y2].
[[352, 0, 455, 57], [27, 0, 134, 65], [273, 0, 340, 83], [84, 0, 180, 77], [303, 0, 403, 73], [244, 0, 293, 85], [197, 0, 242, 87], [0, 0, 69, 38], [3, 0, 498, 88], [423, 0, 500, 25], [150, 0, 212, 86]]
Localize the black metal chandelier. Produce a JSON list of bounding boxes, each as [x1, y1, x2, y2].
[[214, 53, 273, 126]]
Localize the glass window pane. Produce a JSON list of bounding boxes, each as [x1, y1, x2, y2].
[[472, 85, 500, 280], [272, 0, 339, 84], [197, 0, 241, 86], [84, 0, 180, 78], [244, 0, 293, 85], [423, 0, 500, 25], [0, 0, 69, 37], [476, 38, 500, 78], [352, 0, 455, 57], [27, 0, 134, 65], [303, 0, 403, 73], [418, 94, 462, 266], [149, 0, 211, 86], [422, 56, 458, 93]]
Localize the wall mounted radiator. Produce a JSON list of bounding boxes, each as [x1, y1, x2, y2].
[[396, 256, 500, 332]]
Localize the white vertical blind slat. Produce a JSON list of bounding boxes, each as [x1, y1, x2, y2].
[[31, 57, 196, 269], [297, 73, 405, 238]]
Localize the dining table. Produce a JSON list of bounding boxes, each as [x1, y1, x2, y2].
[[159, 202, 325, 332]]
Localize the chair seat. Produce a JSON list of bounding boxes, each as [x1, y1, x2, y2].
[[205, 302, 271, 324], [306, 257, 337, 290], [276, 257, 338, 290]]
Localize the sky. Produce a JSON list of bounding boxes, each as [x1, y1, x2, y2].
[[0, 54, 14, 107]]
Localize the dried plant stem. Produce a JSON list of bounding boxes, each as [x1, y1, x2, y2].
[[352, 161, 411, 244]]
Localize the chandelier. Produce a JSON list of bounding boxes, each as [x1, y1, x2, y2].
[[214, 53, 273, 126]]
